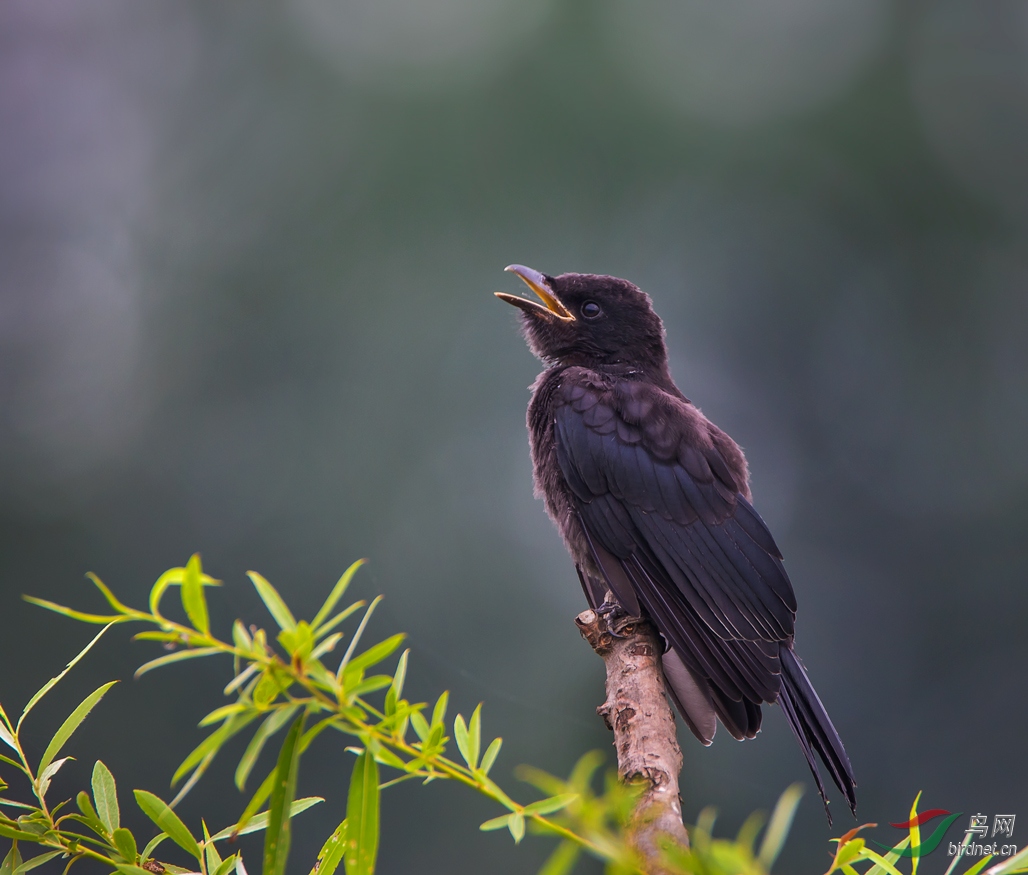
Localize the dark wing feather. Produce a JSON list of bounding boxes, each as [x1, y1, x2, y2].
[[552, 369, 855, 814]]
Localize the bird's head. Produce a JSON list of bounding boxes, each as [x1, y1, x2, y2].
[[496, 265, 669, 373]]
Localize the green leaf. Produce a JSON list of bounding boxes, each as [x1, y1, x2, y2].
[[311, 560, 365, 631], [277, 623, 315, 663], [431, 691, 448, 729], [36, 755, 71, 798], [212, 856, 238, 875], [390, 650, 409, 700], [92, 760, 120, 833], [467, 704, 482, 771], [248, 572, 296, 632], [336, 597, 382, 677], [204, 821, 222, 873], [508, 812, 525, 844], [86, 573, 134, 615], [263, 710, 305, 875], [133, 790, 201, 861], [309, 821, 347, 875], [38, 681, 117, 776], [19, 623, 117, 730], [538, 841, 580, 875], [181, 554, 210, 635], [172, 712, 259, 786], [149, 567, 185, 616], [209, 798, 322, 842], [757, 783, 803, 870], [114, 866, 153, 875], [409, 711, 430, 742], [22, 596, 124, 625], [454, 715, 471, 768], [139, 833, 170, 863], [199, 703, 247, 728], [344, 749, 380, 875], [985, 846, 1028, 875], [224, 664, 259, 696], [962, 857, 995, 875], [311, 603, 365, 641], [523, 794, 577, 816], [343, 635, 405, 679], [0, 722, 16, 753], [12, 851, 62, 874], [232, 620, 252, 652], [480, 814, 512, 832], [308, 632, 344, 664], [252, 672, 283, 709], [480, 738, 502, 775], [134, 647, 221, 679], [236, 706, 300, 791], [113, 827, 138, 863], [0, 845, 20, 875]]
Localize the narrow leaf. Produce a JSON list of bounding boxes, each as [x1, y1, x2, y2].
[[92, 760, 120, 832], [480, 738, 502, 775], [344, 749, 380, 875], [36, 755, 72, 798], [86, 573, 134, 614], [22, 597, 123, 625], [133, 789, 201, 861], [409, 711, 430, 743], [758, 783, 803, 870], [336, 595, 383, 677], [149, 567, 185, 615], [20, 623, 116, 729], [172, 712, 259, 786], [204, 821, 223, 873], [467, 704, 482, 770], [181, 554, 209, 635], [508, 812, 525, 844], [113, 827, 137, 863], [391, 650, 409, 700], [247, 572, 296, 632], [0, 845, 20, 875], [342, 635, 405, 679], [523, 794, 577, 816], [309, 821, 347, 875], [209, 798, 322, 842], [311, 560, 365, 631], [0, 723, 16, 753], [139, 833, 170, 863], [479, 815, 511, 832], [431, 691, 448, 728], [263, 710, 305, 875], [454, 715, 471, 768], [135, 647, 221, 679], [38, 681, 117, 776], [312, 603, 365, 641], [213, 856, 237, 875], [236, 706, 300, 791], [12, 852, 62, 874]]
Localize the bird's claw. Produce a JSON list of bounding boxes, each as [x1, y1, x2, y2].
[[595, 600, 639, 639]]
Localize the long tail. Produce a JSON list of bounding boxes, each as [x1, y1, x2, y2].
[[777, 646, 857, 823]]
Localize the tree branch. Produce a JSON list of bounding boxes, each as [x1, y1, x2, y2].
[[576, 609, 689, 872]]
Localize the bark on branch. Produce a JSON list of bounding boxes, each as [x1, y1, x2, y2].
[[576, 609, 689, 872]]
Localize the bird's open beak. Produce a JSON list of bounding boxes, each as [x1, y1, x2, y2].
[[495, 265, 575, 321]]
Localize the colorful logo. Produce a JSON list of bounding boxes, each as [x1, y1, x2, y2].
[[873, 806, 963, 858]]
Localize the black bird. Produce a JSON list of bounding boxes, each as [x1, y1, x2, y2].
[[496, 265, 856, 820]]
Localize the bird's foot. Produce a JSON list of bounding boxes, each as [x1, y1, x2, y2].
[[594, 600, 640, 639]]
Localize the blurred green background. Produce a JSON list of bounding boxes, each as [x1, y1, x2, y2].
[[2, 1, 1027, 872]]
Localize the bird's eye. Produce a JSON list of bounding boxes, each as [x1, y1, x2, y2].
[[581, 301, 602, 319]]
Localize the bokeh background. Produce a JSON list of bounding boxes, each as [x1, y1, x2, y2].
[[2, 1, 1027, 872]]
